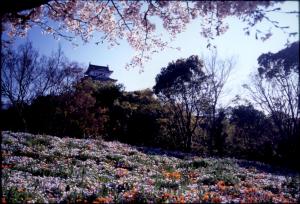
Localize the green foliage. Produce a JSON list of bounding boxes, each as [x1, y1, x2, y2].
[[25, 136, 51, 147], [176, 159, 209, 169], [258, 41, 299, 78], [97, 175, 112, 183], [106, 154, 124, 163], [199, 176, 217, 185], [4, 187, 40, 203], [153, 55, 204, 94], [108, 89, 163, 146], [12, 165, 70, 178], [153, 55, 208, 152], [64, 191, 84, 203], [164, 165, 175, 172], [199, 170, 240, 186], [190, 159, 209, 168], [155, 180, 179, 190], [216, 172, 240, 186], [227, 104, 273, 160], [210, 161, 240, 186]]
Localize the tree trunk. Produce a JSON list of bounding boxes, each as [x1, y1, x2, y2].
[[186, 131, 192, 152], [17, 103, 28, 131]]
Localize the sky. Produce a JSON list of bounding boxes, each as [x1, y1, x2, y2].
[[8, 1, 299, 107]]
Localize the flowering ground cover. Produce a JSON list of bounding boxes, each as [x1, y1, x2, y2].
[[2, 131, 300, 203]]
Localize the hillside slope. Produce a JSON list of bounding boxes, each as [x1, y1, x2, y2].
[[2, 131, 300, 203]]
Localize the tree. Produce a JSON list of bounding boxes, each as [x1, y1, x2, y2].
[[228, 104, 272, 159], [154, 55, 208, 152], [36, 45, 83, 95], [244, 42, 299, 167], [257, 41, 299, 115], [202, 51, 235, 154], [0, 1, 296, 69], [110, 89, 161, 146], [26, 94, 67, 136], [245, 42, 299, 139], [1, 41, 83, 128], [1, 41, 39, 128], [64, 79, 109, 138]]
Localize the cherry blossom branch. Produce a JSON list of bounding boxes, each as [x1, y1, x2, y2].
[[111, 0, 132, 32], [34, 20, 75, 41]]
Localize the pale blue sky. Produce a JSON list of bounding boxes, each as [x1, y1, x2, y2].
[[9, 1, 299, 106]]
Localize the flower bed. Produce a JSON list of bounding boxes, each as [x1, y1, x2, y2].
[[1, 131, 299, 203]]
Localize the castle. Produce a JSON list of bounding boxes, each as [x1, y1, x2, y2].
[[84, 63, 116, 83]]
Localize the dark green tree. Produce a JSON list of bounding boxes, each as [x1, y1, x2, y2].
[[244, 42, 299, 169], [153, 55, 208, 152], [245, 41, 299, 139], [258, 41, 299, 116]]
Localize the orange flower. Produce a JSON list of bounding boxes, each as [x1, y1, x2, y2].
[[124, 190, 137, 200], [217, 181, 226, 191], [163, 171, 170, 178], [172, 171, 181, 180], [76, 199, 88, 203], [93, 197, 112, 204], [202, 192, 210, 201], [131, 187, 137, 193], [176, 195, 185, 203], [163, 171, 181, 180], [2, 197, 7, 204]]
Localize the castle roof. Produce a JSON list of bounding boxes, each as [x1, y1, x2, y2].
[[85, 64, 113, 75]]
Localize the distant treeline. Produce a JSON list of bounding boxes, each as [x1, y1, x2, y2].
[[1, 41, 299, 171]]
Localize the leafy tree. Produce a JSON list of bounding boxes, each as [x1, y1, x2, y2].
[[244, 42, 299, 168], [257, 41, 299, 114], [94, 82, 124, 108], [109, 89, 161, 146], [26, 94, 67, 136], [245, 41, 299, 139], [64, 79, 109, 138], [228, 105, 272, 158], [93, 82, 124, 139], [154, 55, 208, 152], [211, 109, 227, 155]]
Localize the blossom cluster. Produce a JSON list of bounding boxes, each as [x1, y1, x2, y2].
[[2, 1, 282, 69]]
